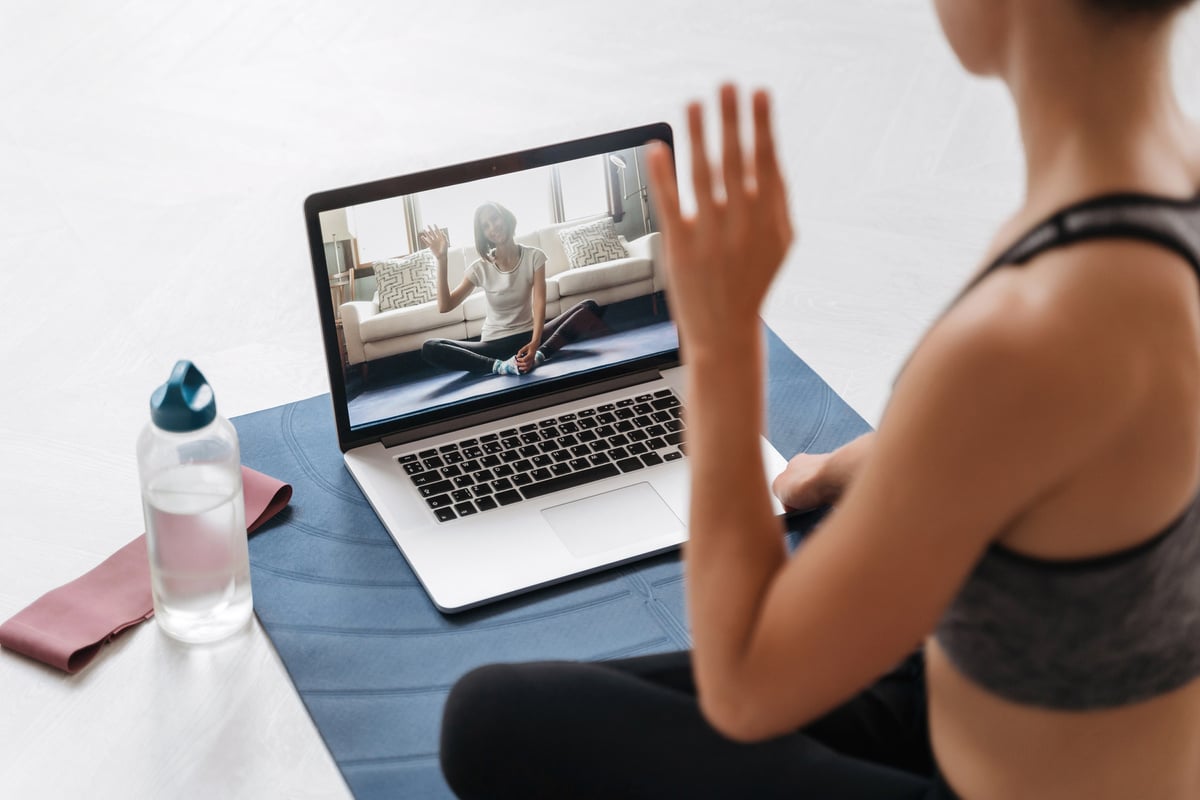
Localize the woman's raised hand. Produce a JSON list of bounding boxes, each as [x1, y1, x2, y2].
[[646, 85, 793, 357], [419, 225, 449, 261]]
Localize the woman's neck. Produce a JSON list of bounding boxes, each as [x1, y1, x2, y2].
[[1003, 6, 1196, 213], [492, 241, 520, 269]]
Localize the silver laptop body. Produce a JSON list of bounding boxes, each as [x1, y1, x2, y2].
[[305, 124, 785, 612]]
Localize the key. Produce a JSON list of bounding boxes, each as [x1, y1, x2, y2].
[[496, 490, 522, 506], [520, 464, 620, 499], [419, 480, 453, 497], [411, 470, 441, 486]]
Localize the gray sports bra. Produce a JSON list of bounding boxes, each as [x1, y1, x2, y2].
[[932, 191, 1200, 710]]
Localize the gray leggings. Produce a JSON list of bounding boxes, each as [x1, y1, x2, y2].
[[420, 299, 603, 374]]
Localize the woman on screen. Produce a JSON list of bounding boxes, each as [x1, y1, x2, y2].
[[441, 0, 1200, 797], [420, 202, 606, 377]]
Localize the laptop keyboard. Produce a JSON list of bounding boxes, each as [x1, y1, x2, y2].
[[398, 388, 687, 522]]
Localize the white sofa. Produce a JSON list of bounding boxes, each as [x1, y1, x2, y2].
[[340, 217, 662, 367]]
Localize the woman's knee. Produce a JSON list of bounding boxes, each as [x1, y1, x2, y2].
[[440, 663, 535, 797], [421, 338, 447, 366]]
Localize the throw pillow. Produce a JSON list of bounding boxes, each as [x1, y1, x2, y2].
[[375, 250, 438, 311], [557, 218, 628, 269]]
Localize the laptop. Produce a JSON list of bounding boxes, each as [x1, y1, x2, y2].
[[304, 122, 786, 612]]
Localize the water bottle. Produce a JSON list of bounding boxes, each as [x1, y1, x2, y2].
[[137, 360, 253, 643]]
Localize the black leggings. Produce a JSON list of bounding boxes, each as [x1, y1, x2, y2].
[[421, 299, 605, 374], [440, 649, 960, 799]]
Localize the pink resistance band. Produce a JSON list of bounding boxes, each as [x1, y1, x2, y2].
[[0, 467, 292, 673]]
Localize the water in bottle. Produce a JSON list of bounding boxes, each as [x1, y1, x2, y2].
[[138, 361, 253, 643]]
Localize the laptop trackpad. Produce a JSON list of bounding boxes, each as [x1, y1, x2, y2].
[[543, 482, 684, 559]]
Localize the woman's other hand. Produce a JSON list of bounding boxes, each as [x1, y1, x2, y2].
[[772, 432, 876, 511], [771, 453, 836, 511], [515, 342, 538, 373], [646, 85, 793, 358], [419, 226, 449, 261]]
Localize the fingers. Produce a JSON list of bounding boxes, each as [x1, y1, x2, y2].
[[646, 142, 680, 227], [419, 225, 442, 248], [720, 84, 746, 211], [752, 90, 793, 242], [752, 90, 780, 199], [662, 86, 788, 244], [688, 102, 715, 219]]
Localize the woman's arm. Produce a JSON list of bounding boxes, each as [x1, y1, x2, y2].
[[421, 226, 473, 313], [515, 268, 546, 372], [646, 86, 1141, 743]]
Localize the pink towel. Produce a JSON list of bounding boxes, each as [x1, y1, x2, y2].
[[0, 466, 291, 673]]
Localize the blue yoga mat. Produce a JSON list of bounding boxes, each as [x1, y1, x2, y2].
[[234, 327, 871, 799]]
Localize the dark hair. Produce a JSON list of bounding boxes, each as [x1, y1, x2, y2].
[[1084, 0, 1194, 16], [473, 202, 517, 262]]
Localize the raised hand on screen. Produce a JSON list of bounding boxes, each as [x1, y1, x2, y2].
[[419, 225, 449, 261]]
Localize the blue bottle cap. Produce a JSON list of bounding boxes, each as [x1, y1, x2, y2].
[[150, 360, 217, 432]]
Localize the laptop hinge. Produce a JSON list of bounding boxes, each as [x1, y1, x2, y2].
[[378, 368, 667, 449]]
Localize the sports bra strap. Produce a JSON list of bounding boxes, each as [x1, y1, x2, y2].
[[966, 192, 1200, 296], [895, 192, 1200, 387]]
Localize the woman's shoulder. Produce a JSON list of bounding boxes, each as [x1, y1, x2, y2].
[[466, 257, 489, 281], [954, 228, 1196, 345], [908, 254, 1151, 427], [908, 237, 1195, 438]]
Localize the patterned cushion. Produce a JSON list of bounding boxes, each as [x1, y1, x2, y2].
[[557, 218, 628, 269], [375, 251, 437, 311]]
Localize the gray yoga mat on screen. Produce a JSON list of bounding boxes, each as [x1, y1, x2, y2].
[[235, 326, 871, 799]]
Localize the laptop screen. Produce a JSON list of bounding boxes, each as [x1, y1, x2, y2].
[[305, 124, 678, 451]]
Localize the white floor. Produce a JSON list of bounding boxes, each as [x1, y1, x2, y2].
[[1, 1, 1198, 796]]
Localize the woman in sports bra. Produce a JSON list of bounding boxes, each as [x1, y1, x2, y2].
[[439, 1, 1200, 797]]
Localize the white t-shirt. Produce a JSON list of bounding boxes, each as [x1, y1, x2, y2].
[[465, 246, 547, 341]]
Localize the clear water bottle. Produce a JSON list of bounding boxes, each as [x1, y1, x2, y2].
[[137, 360, 253, 643]]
